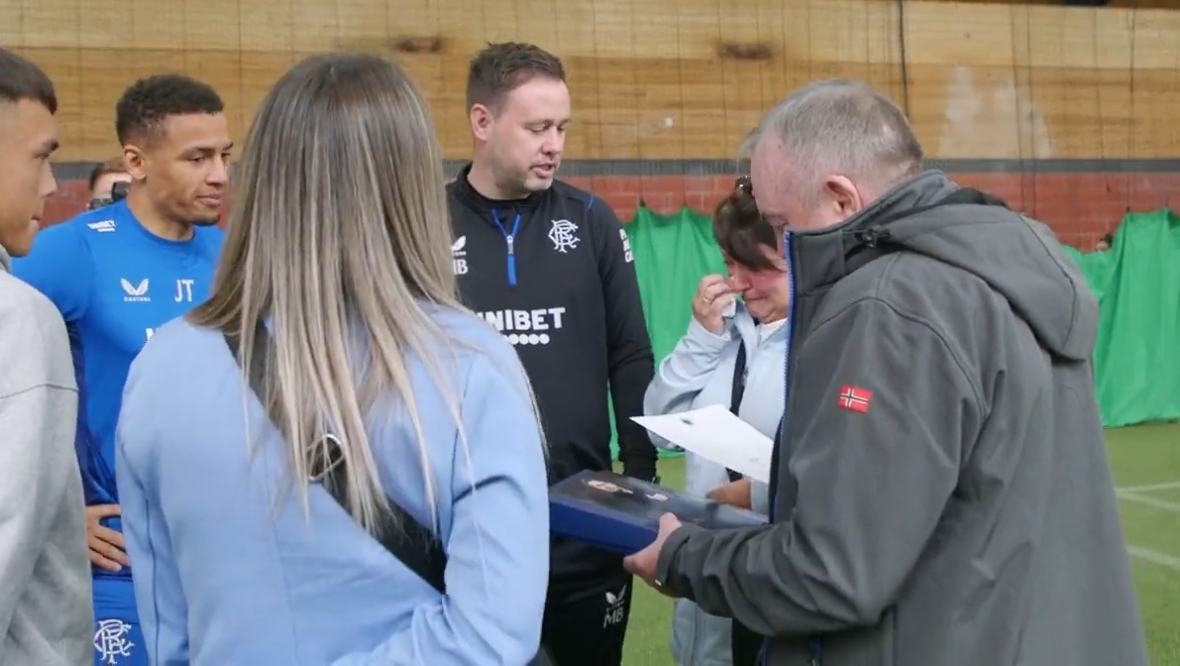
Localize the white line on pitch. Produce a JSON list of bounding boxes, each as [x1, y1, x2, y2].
[[1117, 480, 1180, 493], [1117, 491, 1180, 514], [1127, 544, 1180, 572]]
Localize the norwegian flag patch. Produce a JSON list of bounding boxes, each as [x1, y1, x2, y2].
[[838, 385, 873, 414]]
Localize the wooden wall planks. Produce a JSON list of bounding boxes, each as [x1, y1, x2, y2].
[[4, 0, 1179, 162]]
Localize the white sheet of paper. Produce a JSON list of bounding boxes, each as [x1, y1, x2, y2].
[[633, 404, 773, 483]]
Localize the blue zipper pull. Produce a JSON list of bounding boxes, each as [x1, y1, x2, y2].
[[491, 210, 522, 287], [506, 233, 517, 286]]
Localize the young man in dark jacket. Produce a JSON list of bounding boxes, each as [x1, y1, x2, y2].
[[447, 42, 657, 666], [626, 80, 1149, 665]]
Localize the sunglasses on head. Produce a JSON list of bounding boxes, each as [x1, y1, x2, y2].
[[726, 175, 776, 232], [87, 181, 129, 210]]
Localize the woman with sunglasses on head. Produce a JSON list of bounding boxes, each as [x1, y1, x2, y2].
[[114, 53, 550, 665], [643, 183, 789, 666]]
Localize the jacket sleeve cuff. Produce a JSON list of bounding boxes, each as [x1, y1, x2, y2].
[[685, 317, 732, 350], [654, 522, 705, 598]]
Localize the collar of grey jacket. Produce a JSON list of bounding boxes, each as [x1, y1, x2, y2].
[[786, 169, 958, 296], [788, 168, 1097, 362]]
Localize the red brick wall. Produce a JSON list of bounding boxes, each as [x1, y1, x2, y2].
[[42, 180, 92, 227], [561, 173, 1180, 251], [44, 172, 1180, 251]]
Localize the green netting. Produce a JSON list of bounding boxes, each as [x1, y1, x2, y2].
[[610, 208, 727, 460], [613, 206, 1180, 460], [628, 207, 729, 363], [1062, 209, 1180, 427]]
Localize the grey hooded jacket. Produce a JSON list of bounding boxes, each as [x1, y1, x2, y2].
[[654, 171, 1148, 666], [0, 244, 91, 665]]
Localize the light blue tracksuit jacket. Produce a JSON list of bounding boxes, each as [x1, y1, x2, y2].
[[115, 307, 550, 665]]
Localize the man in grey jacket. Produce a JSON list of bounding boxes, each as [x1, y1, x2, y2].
[[0, 48, 92, 665], [626, 79, 1149, 665]]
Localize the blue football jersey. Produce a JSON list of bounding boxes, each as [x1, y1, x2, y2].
[[14, 200, 223, 513]]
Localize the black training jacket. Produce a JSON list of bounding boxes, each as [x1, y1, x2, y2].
[[447, 164, 657, 592]]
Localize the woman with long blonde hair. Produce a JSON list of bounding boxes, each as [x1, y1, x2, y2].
[[114, 53, 549, 664]]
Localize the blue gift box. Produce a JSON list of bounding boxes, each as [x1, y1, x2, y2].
[[549, 470, 768, 554]]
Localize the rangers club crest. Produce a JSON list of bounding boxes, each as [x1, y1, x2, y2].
[[548, 219, 580, 253], [94, 619, 135, 664]]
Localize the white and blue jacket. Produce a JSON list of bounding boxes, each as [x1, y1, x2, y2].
[[643, 302, 786, 666]]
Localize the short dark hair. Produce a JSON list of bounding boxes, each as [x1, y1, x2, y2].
[[116, 74, 224, 145], [89, 157, 127, 191], [466, 42, 565, 110], [713, 187, 778, 271], [0, 48, 57, 113]]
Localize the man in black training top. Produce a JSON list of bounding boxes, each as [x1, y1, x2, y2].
[[447, 42, 658, 666]]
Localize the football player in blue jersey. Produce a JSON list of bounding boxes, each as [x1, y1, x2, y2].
[[14, 73, 230, 666]]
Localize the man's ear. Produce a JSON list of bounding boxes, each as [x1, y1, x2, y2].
[[122, 144, 148, 183], [822, 174, 864, 219], [470, 103, 494, 142]]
